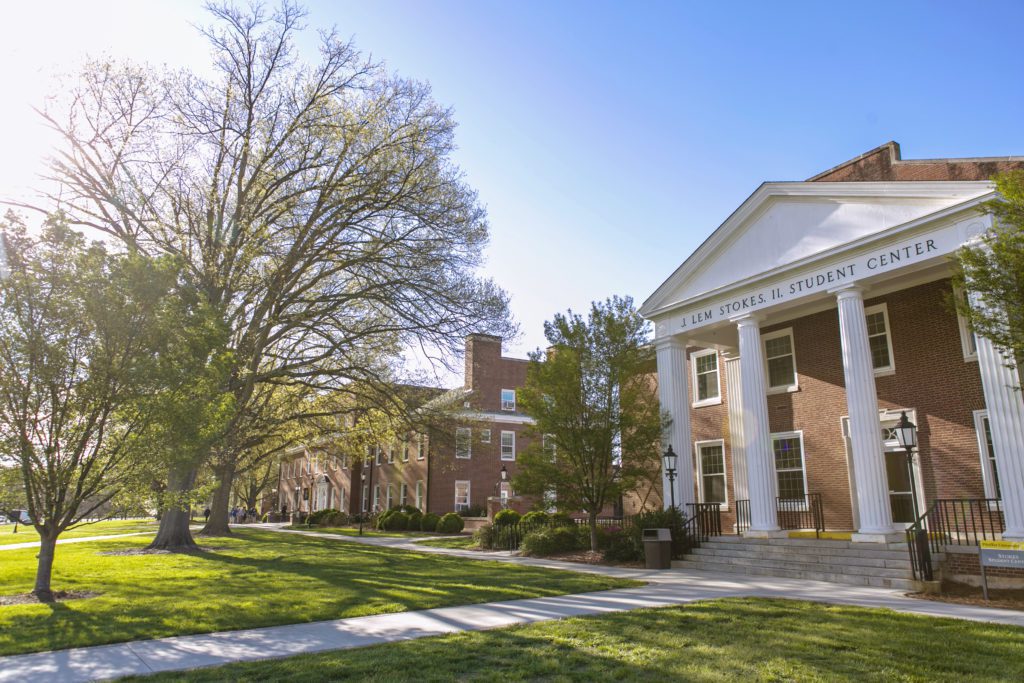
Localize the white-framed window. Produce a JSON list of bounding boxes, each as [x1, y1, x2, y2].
[[543, 434, 557, 461], [337, 486, 346, 511], [373, 484, 381, 512], [341, 454, 348, 470], [402, 441, 410, 462], [499, 481, 512, 505], [772, 431, 807, 503], [417, 435, 426, 460], [956, 289, 979, 361], [500, 431, 516, 461], [400, 483, 408, 506], [416, 480, 425, 510], [973, 410, 1002, 500], [691, 349, 721, 406], [388, 444, 396, 464], [865, 304, 895, 376], [386, 484, 395, 509], [454, 480, 471, 512], [480, 429, 491, 444], [763, 328, 798, 392], [696, 439, 727, 506], [456, 427, 472, 459], [501, 389, 516, 411], [374, 446, 382, 466], [362, 484, 369, 512]]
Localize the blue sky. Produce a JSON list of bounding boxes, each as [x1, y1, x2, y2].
[[3, 1, 1023, 368]]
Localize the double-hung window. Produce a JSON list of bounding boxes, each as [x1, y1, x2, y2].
[[417, 435, 426, 460], [865, 304, 895, 375], [696, 440, 727, 505], [501, 389, 516, 411], [763, 328, 797, 392], [400, 483, 408, 506], [480, 429, 491, 444], [454, 480, 471, 512], [543, 434, 557, 461], [973, 410, 1002, 500], [386, 484, 394, 509], [374, 446, 382, 466], [416, 480, 425, 510], [402, 441, 410, 462], [772, 431, 807, 503], [455, 427, 472, 459], [691, 349, 721, 406], [500, 431, 516, 461]]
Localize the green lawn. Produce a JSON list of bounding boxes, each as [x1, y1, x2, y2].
[[130, 598, 1024, 682], [0, 519, 161, 546], [416, 535, 479, 549], [285, 525, 434, 538], [0, 528, 635, 657]]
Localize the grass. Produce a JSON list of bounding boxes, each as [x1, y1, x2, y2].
[[0, 519, 162, 546], [416, 535, 479, 549], [0, 528, 635, 657], [285, 525, 434, 538], [129, 598, 1024, 682]]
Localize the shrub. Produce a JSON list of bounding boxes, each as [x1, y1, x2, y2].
[[375, 509, 395, 530], [406, 510, 423, 530], [307, 508, 340, 526], [602, 528, 642, 562], [548, 512, 575, 528], [437, 512, 465, 533], [492, 509, 521, 527], [381, 511, 409, 531], [458, 504, 487, 518], [473, 524, 496, 549], [420, 512, 441, 532], [520, 511, 549, 526], [399, 504, 419, 515], [608, 507, 687, 560], [319, 510, 349, 527], [520, 526, 583, 557]]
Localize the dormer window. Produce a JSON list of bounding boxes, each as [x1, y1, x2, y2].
[[501, 389, 516, 411]]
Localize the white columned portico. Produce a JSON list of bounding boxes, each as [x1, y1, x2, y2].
[[834, 285, 894, 539], [975, 335, 1024, 539], [655, 336, 696, 511], [734, 315, 779, 533], [722, 351, 749, 503]]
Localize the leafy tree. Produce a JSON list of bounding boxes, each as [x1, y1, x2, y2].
[[955, 170, 1024, 378], [0, 214, 191, 600], [515, 296, 665, 551], [31, 2, 512, 547]]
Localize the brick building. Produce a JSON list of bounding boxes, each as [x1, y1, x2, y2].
[[640, 141, 1024, 544], [277, 334, 536, 518]]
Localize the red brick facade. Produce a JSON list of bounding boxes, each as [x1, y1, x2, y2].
[[808, 141, 1024, 182]]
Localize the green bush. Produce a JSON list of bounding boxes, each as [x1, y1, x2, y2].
[[420, 512, 441, 532], [437, 512, 465, 533], [549, 512, 575, 528], [407, 510, 423, 530], [319, 510, 349, 527], [473, 524, 496, 549], [520, 526, 583, 557], [307, 508, 340, 526], [520, 511, 549, 526], [458, 504, 487, 518], [602, 528, 642, 562], [381, 511, 409, 531], [603, 508, 687, 561], [375, 509, 395, 530], [492, 509, 521, 527]]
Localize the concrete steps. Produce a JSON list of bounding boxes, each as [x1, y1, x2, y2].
[[672, 534, 931, 591]]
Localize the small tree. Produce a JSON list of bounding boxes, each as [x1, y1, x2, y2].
[[954, 170, 1024, 378], [0, 215, 185, 600], [516, 296, 665, 551]]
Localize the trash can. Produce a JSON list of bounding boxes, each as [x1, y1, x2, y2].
[[643, 528, 673, 569]]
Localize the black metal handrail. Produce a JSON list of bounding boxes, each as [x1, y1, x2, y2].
[[735, 499, 751, 535], [906, 498, 1004, 580], [906, 506, 933, 581], [680, 502, 722, 554], [776, 494, 825, 538]]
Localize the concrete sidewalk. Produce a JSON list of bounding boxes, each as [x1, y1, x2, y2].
[[2, 526, 1022, 682], [0, 526, 202, 552]]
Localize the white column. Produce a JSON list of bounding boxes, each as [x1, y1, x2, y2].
[[722, 350, 749, 503], [834, 286, 893, 537], [655, 336, 696, 511], [976, 335, 1024, 539], [734, 315, 779, 532]]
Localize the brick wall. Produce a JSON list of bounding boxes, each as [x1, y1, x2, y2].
[[809, 141, 1024, 182], [944, 548, 1024, 581]]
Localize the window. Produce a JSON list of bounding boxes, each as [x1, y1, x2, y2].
[[499, 481, 512, 505], [543, 434, 557, 461], [362, 484, 369, 512], [388, 444, 396, 464], [337, 486, 346, 511], [974, 410, 1002, 500], [772, 432, 807, 502], [386, 484, 395, 509], [480, 429, 491, 444], [402, 441, 410, 463], [374, 446, 382, 466], [691, 349, 721, 405], [500, 431, 516, 461], [697, 440, 727, 505], [373, 484, 380, 512], [341, 454, 348, 469], [763, 328, 797, 391], [454, 480, 471, 512], [416, 480, 425, 510], [501, 389, 516, 411], [456, 427, 472, 459], [400, 483, 408, 506], [417, 435, 426, 460], [865, 304, 895, 375], [954, 287, 979, 361]]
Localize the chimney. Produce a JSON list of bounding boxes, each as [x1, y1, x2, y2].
[[464, 333, 502, 391]]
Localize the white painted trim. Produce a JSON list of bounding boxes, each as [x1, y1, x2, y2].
[[461, 411, 536, 425], [455, 427, 472, 459], [500, 430, 516, 461], [454, 480, 471, 512], [770, 430, 808, 506], [762, 327, 798, 393], [973, 409, 1000, 500], [864, 303, 896, 376], [690, 348, 722, 407], [500, 388, 517, 411], [480, 429, 491, 444], [954, 287, 980, 361], [695, 438, 728, 509]]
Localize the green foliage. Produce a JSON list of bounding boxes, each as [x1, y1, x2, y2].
[[955, 170, 1024, 375], [608, 508, 688, 561], [406, 509, 423, 530], [306, 509, 339, 526], [420, 513, 441, 532], [520, 510, 549, 526], [380, 511, 409, 531], [520, 526, 586, 557], [306, 509, 348, 527], [437, 512, 465, 534], [492, 509, 521, 527], [515, 296, 666, 551], [549, 512, 576, 528], [473, 524, 496, 549], [458, 504, 487, 517]]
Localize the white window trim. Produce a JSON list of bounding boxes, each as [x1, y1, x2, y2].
[[500, 430, 516, 461], [973, 409, 1000, 501], [400, 483, 408, 506], [690, 348, 722, 407], [762, 327, 799, 394], [695, 438, 728, 509], [501, 389, 516, 411], [480, 429, 491, 444], [770, 430, 808, 506], [864, 303, 896, 377], [956, 289, 979, 362], [456, 427, 472, 459], [417, 435, 426, 460], [386, 483, 395, 509], [416, 480, 425, 510], [402, 442, 410, 463], [454, 480, 471, 512], [543, 433, 557, 461]]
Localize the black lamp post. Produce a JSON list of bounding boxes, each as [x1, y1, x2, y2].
[[893, 412, 921, 522], [496, 465, 509, 509], [358, 455, 375, 536], [662, 445, 678, 511]]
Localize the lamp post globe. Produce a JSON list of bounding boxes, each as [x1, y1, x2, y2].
[[894, 412, 921, 522], [662, 445, 678, 511]]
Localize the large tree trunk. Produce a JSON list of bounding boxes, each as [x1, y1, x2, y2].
[[148, 465, 199, 550], [201, 462, 235, 536], [33, 531, 58, 602], [588, 510, 599, 552]]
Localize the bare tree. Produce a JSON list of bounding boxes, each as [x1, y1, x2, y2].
[[29, 2, 513, 548]]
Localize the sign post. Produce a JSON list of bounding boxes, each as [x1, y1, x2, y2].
[[978, 541, 1024, 600]]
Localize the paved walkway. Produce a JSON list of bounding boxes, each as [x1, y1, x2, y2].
[[2, 524, 1022, 682], [0, 526, 203, 552]]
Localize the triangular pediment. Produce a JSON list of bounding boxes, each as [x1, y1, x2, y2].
[[640, 181, 994, 318]]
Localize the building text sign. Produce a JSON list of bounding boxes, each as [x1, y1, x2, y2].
[[979, 540, 1024, 569]]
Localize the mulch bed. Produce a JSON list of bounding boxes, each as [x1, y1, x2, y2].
[[545, 550, 643, 568], [0, 590, 100, 606], [908, 581, 1024, 612], [97, 546, 224, 556]]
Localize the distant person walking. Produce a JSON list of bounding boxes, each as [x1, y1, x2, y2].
[[203, 507, 211, 523]]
